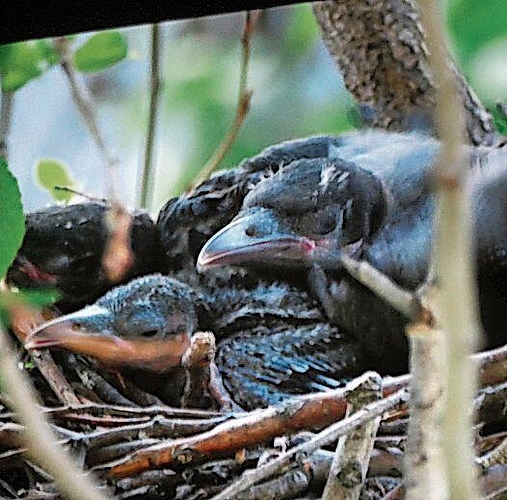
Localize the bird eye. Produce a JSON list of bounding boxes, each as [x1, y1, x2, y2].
[[314, 210, 338, 236], [140, 329, 160, 338]]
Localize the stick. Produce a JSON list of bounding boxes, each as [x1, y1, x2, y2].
[[53, 37, 134, 283], [417, 0, 481, 497], [9, 303, 81, 406], [0, 88, 13, 159], [189, 11, 259, 190], [139, 23, 162, 210], [208, 388, 408, 500], [339, 254, 424, 321], [108, 343, 507, 478], [181, 331, 216, 409], [0, 327, 107, 500], [322, 372, 382, 500], [404, 321, 447, 497]]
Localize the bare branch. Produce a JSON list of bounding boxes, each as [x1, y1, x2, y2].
[[53, 37, 134, 283], [181, 331, 216, 409], [207, 385, 408, 500], [190, 11, 260, 190], [139, 23, 162, 210], [339, 253, 424, 320], [53, 38, 119, 198], [322, 372, 382, 500], [54, 185, 108, 204], [417, 0, 481, 497], [101, 204, 134, 283], [0, 88, 13, 159], [9, 303, 81, 406], [404, 320, 447, 497]]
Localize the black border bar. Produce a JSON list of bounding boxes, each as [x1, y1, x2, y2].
[[1, 1, 300, 44]]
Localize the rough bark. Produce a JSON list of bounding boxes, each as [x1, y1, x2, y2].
[[312, 0, 498, 146]]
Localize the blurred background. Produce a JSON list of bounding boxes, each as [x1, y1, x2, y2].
[[2, 1, 506, 216]]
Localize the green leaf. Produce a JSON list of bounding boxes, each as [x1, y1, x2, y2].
[[0, 40, 57, 92], [36, 159, 75, 202], [0, 158, 25, 279], [73, 31, 128, 73]]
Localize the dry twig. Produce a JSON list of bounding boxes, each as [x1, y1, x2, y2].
[[103, 343, 507, 481], [0, 88, 13, 159], [322, 372, 382, 499], [312, 0, 497, 145], [417, 0, 481, 497], [9, 303, 81, 406], [0, 327, 107, 500], [339, 254, 424, 321], [206, 387, 408, 500], [139, 23, 162, 210], [181, 331, 216, 409], [190, 11, 260, 190], [54, 185, 108, 204], [53, 37, 134, 283]]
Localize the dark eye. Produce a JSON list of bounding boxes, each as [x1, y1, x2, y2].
[[314, 211, 337, 235], [140, 329, 160, 338]]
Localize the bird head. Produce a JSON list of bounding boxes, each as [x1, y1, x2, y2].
[[197, 158, 385, 273], [25, 275, 196, 372]]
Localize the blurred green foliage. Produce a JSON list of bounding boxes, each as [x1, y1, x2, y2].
[[145, 4, 356, 203], [0, 1, 506, 213], [73, 31, 128, 72], [447, 0, 507, 132], [0, 40, 57, 92], [447, 0, 507, 66]]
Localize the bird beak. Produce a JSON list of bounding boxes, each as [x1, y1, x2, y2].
[[25, 306, 191, 372], [197, 209, 317, 272], [197, 209, 365, 273]]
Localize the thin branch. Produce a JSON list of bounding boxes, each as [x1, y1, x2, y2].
[[53, 38, 119, 200], [105, 344, 507, 480], [339, 253, 424, 321], [190, 11, 259, 190], [417, 0, 481, 498], [54, 185, 108, 204], [8, 302, 81, 406], [322, 372, 382, 500], [207, 387, 408, 500], [312, 0, 497, 145], [53, 37, 134, 283], [139, 23, 162, 210], [181, 331, 216, 409], [0, 88, 13, 159], [101, 205, 134, 283], [404, 320, 447, 497], [0, 327, 107, 500]]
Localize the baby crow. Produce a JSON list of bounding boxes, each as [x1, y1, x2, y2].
[[198, 130, 507, 373], [26, 274, 367, 409], [7, 203, 162, 310]]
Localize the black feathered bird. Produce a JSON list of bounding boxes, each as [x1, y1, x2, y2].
[[26, 274, 367, 409], [15, 130, 507, 401], [7, 203, 163, 311], [197, 130, 507, 373]]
